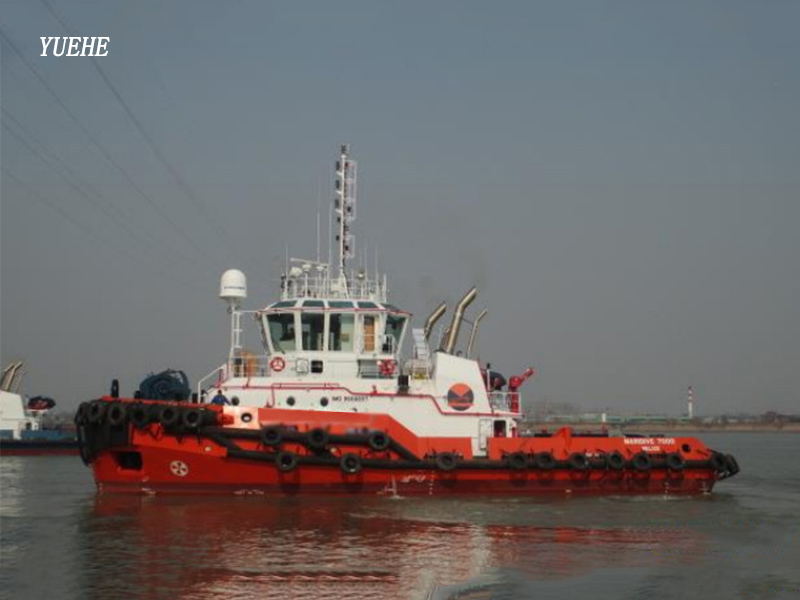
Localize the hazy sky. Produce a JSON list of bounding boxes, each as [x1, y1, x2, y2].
[[1, 1, 798, 414]]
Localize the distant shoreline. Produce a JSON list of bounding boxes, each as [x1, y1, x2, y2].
[[521, 422, 800, 434]]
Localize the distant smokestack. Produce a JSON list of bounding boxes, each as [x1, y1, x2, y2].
[[687, 386, 694, 419], [423, 302, 447, 342], [443, 287, 478, 354]]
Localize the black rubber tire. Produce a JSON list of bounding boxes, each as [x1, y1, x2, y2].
[[307, 428, 330, 450], [130, 404, 151, 429], [632, 452, 652, 472], [87, 402, 106, 425], [158, 405, 180, 428], [724, 454, 740, 475], [568, 452, 590, 471], [181, 408, 203, 430], [261, 426, 283, 447], [340, 453, 362, 474], [367, 430, 391, 452], [276, 451, 298, 473], [606, 451, 626, 470], [74, 402, 90, 425], [666, 452, 686, 471], [534, 452, 556, 470], [710, 452, 727, 472], [506, 452, 528, 471], [106, 402, 127, 427], [435, 452, 458, 472]]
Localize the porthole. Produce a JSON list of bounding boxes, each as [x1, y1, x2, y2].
[[320, 397, 329, 407], [241, 413, 253, 423], [681, 443, 691, 453], [286, 396, 296, 406]]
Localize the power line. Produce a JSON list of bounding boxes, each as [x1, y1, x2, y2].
[[0, 25, 216, 267], [2, 107, 201, 271], [2, 121, 210, 284], [1, 166, 204, 291], [38, 0, 247, 264]]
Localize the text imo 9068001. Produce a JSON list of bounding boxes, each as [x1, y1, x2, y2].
[[76, 145, 739, 495]]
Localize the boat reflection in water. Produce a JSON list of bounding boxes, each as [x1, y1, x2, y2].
[[82, 495, 707, 600]]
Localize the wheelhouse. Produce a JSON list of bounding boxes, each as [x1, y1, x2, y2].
[[259, 299, 409, 360]]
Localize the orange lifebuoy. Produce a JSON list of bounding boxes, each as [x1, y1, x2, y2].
[[379, 359, 396, 377], [270, 356, 286, 372]]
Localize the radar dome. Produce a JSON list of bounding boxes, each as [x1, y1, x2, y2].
[[220, 269, 247, 302]]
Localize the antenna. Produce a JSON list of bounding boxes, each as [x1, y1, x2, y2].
[[334, 144, 357, 288]]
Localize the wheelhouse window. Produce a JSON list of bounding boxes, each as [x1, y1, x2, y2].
[[267, 313, 296, 353], [385, 313, 406, 352], [329, 313, 355, 352], [301, 313, 325, 351]]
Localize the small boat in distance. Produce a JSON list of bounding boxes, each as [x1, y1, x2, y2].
[[1, 361, 78, 456], [77, 145, 739, 495]]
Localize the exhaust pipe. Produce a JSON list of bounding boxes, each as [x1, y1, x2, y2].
[[466, 309, 488, 359], [443, 287, 477, 354], [423, 302, 447, 342]]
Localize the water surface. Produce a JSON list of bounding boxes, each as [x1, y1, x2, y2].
[[1, 433, 799, 599]]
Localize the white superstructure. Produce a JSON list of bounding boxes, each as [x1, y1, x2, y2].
[[197, 146, 527, 456]]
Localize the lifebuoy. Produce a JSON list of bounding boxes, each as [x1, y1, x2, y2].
[[270, 356, 286, 372], [606, 451, 626, 470], [534, 452, 556, 470], [666, 452, 686, 471], [261, 426, 283, 447], [276, 451, 298, 472], [379, 360, 396, 377], [506, 452, 528, 471], [632, 452, 652, 472], [368, 430, 391, 452], [106, 402, 127, 427], [435, 452, 458, 471], [340, 453, 362, 474], [568, 452, 590, 471]]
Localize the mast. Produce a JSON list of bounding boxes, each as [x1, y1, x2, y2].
[[334, 144, 357, 292]]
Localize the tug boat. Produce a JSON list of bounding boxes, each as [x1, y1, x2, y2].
[[77, 145, 739, 495]]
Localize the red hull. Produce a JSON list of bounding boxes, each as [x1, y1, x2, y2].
[[93, 452, 717, 496], [78, 398, 737, 496]]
